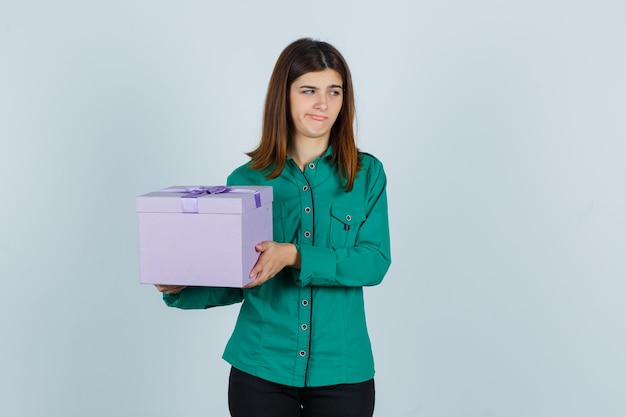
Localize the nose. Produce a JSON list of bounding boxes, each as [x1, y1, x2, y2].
[[315, 95, 328, 111]]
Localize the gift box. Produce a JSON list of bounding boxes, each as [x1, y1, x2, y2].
[[136, 185, 273, 287]]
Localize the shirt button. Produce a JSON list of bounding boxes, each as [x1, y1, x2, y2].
[[303, 231, 311, 238], [304, 207, 311, 213], [302, 185, 309, 192], [302, 300, 309, 306], [301, 324, 308, 331], [345, 214, 352, 222], [308, 163, 315, 169], [299, 350, 307, 357]]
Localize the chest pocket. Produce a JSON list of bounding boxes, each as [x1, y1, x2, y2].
[[329, 204, 366, 248]]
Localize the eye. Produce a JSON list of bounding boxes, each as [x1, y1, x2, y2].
[[329, 89, 342, 97], [302, 89, 315, 94]]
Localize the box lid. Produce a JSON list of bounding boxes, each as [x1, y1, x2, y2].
[[136, 185, 273, 214]]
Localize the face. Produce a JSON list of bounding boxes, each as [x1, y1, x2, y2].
[[289, 68, 343, 145]]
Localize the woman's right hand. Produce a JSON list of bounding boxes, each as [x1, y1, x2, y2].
[[154, 285, 187, 294]]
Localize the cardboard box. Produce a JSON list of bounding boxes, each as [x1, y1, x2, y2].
[[136, 186, 273, 287]]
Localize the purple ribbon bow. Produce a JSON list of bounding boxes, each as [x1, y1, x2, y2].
[[159, 186, 261, 213], [171, 186, 229, 195]]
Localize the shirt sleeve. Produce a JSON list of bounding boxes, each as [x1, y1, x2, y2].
[[163, 286, 243, 309], [293, 159, 392, 287]]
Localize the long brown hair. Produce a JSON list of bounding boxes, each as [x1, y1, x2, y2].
[[247, 38, 361, 191]]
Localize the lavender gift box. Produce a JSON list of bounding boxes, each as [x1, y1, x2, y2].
[[136, 185, 273, 287]]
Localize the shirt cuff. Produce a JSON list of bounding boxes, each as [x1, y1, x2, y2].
[[162, 286, 235, 309], [293, 244, 336, 287]]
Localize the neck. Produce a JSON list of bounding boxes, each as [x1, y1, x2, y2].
[[288, 137, 329, 171]]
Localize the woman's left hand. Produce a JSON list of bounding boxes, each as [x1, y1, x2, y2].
[[245, 241, 300, 288], [154, 284, 187, 294]]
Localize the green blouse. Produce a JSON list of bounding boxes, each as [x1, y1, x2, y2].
[[162, 148, 391, 387]]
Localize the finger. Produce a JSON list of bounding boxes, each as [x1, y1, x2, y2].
[[172, 286, 186, 293], [245, 267, 270, 288], [244, 277, 260, 289], [156, 285, 185, 294], [249, 263, 261, 278], [256, 240, 277, 252], [249, 253, 268, 278]]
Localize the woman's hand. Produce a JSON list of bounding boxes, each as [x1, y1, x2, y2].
[[154, 285, 187, 294], [245, 242, 300, 288]]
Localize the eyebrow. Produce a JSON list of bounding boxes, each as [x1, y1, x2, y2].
[[298, 84, 344, 89]]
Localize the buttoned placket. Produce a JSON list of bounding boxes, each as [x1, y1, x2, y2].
[[294, 160, 316, 382]]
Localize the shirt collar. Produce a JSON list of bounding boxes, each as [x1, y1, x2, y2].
[[321, 145, 334, 159], [285, 145, 334, 161]]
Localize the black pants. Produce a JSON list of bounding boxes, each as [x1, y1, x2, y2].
[[228, 367, 375, 417]]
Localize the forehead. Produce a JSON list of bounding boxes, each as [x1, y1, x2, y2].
[[291, 68, 343, 87]]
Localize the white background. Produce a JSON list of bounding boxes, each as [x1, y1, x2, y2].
[[1, 1, 625, 416]]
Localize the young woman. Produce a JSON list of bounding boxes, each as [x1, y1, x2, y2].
[[156, 38, 391, 417]]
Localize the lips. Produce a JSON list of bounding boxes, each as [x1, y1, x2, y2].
[[308, 114, 328, 121]]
